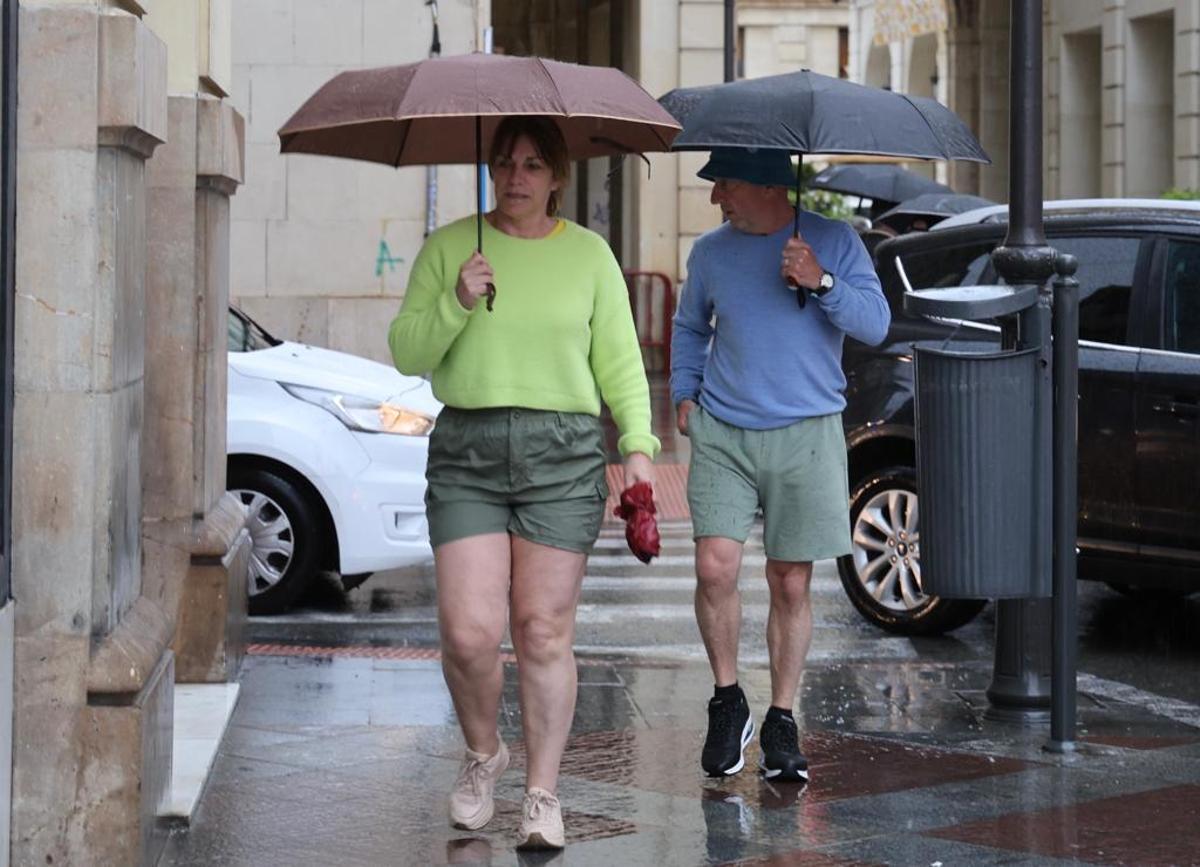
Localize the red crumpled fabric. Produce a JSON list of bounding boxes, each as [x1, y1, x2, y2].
[[613, 481, 661, 564]]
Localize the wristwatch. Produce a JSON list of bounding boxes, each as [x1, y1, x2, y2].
[[814, 270, 835, 297]]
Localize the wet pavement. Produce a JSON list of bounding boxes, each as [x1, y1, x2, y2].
[[160, 518, 1200, 866]]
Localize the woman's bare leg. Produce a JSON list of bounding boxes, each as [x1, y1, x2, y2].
[[509, 537, 587, 793], [436, 533, 512, 754]]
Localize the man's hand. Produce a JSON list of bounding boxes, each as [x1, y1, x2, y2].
[[676, 399, 697, 437], [622, 451, 655, 491], [455, 251, 495, 310], [781, 236, 823, 291]]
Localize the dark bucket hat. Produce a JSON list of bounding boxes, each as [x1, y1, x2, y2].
[[696, 148, 796, 187]]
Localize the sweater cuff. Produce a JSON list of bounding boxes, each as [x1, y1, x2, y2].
[[618, 432, 661, 460], [438, 283, 474, 324], [815, 277, 846, 306]]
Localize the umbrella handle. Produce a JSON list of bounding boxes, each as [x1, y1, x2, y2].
[[791, 152, 806, 309], [476, 116, 496, 314]]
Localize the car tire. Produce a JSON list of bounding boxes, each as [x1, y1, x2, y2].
[[340, 572, 373, 592], [837, 466, 986, 636], [229, 465, 324, 616]]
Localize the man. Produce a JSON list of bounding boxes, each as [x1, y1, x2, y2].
[[671, 149, 890, 782]]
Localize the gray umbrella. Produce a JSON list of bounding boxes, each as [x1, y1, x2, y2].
[[874, 192, 996, 231], [666, 70, 990, 162], [809, 164, 952, 207]]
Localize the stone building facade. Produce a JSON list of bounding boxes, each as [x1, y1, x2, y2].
[[6, 1, 248, 864], [851, 0, 1200, 200], [229, 0, 850, 363]]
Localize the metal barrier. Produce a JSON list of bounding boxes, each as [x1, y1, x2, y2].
[[623, 270, 674, 372]]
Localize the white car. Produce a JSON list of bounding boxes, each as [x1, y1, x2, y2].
[[226, 307, 440, 615]]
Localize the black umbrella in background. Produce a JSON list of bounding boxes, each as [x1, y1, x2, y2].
[[809, 164, 952, 208], [874, 192, 996, 232]]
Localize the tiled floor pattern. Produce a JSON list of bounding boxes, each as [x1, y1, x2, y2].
[[604, 462, 691, 523]]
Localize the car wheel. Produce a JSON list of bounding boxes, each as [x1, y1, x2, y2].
[[229, 466, 323, 616], [837, 466, 986, 635]]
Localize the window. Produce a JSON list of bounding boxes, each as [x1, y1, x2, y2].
[[1051, 236, 1138, 345], [1164, 240, 1200, 354], [894, 242, 993, 292], [227, 308, 277, 353]]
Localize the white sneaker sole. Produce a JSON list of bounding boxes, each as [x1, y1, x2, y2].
[[758, 759, 810, 782], [517, 831, 565, 850], [451, 804, 494, 831]]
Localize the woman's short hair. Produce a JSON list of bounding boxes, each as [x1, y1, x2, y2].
[[489, 117, 571, 217]]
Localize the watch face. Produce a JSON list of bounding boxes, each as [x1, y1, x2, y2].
[[820, 272, 835, 291]]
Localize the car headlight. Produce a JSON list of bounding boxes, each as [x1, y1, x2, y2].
[[281, 384, 435, 436]]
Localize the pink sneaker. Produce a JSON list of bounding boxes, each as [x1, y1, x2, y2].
[[517, 787, 565, 850], [448, 740, 509, 830]]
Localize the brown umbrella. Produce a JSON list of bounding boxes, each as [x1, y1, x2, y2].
[[279, 53, 679, 311], [279, 52, 681, 165]]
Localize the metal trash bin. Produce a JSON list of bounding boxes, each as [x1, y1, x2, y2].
[[914, 344, 1048, 598]]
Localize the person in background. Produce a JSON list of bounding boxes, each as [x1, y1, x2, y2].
[[671, 148, 890, 783], [389, 116, 658, 849]]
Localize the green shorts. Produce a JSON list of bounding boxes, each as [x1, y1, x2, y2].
[[687, 407, 851, 562], [425, 406, 609, 553]]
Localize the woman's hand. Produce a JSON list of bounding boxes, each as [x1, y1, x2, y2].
[[455, 251, 495, 310], [622, 451, 655, 491]]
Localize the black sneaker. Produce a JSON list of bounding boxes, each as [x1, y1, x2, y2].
[[701, 689, 754, 776], [759, 713, 809, 783]]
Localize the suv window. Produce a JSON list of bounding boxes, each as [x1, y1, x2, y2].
[[1052, 236, 1138, 345], [899, 243, 993, 291], [1163, 239, 1200, 354]]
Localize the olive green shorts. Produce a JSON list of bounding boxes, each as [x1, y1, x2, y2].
[[425, 406, 609, 553], [687, 406, 852, 563]]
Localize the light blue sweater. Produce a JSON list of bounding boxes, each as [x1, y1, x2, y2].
[[671, 211, 890, 430]]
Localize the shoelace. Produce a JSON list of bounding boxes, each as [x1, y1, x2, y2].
[[456, 757, 487, 797], [525, 790, 558, 822], [706, 697, 737, 741], [762, 717, 799, 754]]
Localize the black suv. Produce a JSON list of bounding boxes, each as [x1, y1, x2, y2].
[[839, 202, 1200, 635]]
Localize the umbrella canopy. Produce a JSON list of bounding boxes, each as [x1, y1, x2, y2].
[[279, 52, 681, 166], [667, 70, 989, 163], [874, 192, 996, 231], [808, 164, 951, 206]]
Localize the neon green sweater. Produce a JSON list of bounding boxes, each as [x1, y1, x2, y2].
[[389, 216, 660, 459]]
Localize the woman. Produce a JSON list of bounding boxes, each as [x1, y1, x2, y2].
[[388, 116, 657, 850]]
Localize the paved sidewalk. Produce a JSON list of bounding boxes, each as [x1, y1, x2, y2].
[[160, 629, 1200, 863]]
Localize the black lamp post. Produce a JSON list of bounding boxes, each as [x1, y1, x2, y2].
[[984, 0, 1078, 749]]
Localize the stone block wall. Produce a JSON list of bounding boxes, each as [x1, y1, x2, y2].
[[230, 0, 485, 364], [11, 5, 173, 864]]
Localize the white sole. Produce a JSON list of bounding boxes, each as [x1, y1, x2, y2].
[[758, 759, 809, 782], [517, 831, 565, 850]]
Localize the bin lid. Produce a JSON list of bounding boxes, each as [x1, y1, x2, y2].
[[903, 284, 1038, 321]]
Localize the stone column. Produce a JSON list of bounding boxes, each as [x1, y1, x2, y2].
[[1102, 0, 1127, 197], [676, 0, 724, 278], [977, 0, 1011, 201], [1044, 3, 1061, 199], [11, 5, 172, 865], [144, 94, 249, 686], [947, 0, 982, 194], [1175, 0, 1200, 190]]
